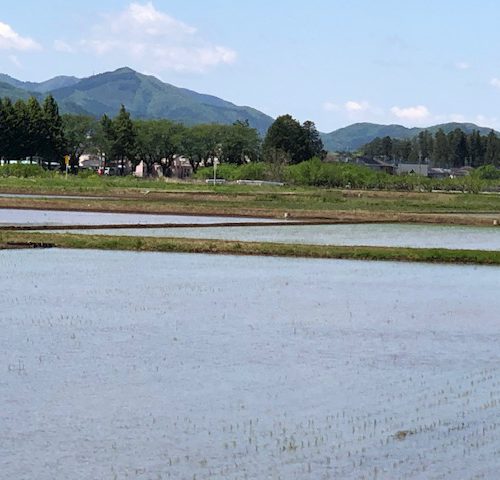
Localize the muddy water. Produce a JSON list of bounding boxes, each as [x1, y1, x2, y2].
[[1, 250, 500, 479]]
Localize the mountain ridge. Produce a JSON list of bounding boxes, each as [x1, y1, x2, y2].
[[1, 68, 498, 145], [320, 122, 498, 152], [0, 67, 274, 134]]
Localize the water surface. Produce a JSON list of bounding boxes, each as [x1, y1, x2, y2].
[[1, 250, 499, 479], [71, 222, 500, 250], [0, 208, 275, 226]]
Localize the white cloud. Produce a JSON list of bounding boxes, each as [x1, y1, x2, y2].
[[0, 21, 41, 51], [391, 105, 430, 121], [490, 78, 500, 89], [53, 39, 75, 53], [455, 61, 470, 70], [475, 114, 498, 128], [345, 100, 369, 112], [78, 2, 236, 72]]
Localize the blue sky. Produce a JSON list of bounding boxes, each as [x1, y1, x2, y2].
[[1, 0, 499, 132]]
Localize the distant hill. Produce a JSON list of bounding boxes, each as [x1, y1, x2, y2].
[[0, 67, 274, 134], [321, 122, 498, 152], [0, 81, 43, 101], [0, 73, 79, 93], [2, 69, 498, 142]]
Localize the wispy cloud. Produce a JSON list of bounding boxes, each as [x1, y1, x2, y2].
[[391, 105, 430, 121], [490, 78, 500, 89], [455, 61, 470, 70], [0, 21, 41, 51], [77, 2, 236, 73], [345, 100, 370, 112], [53, 39, 75, 53]]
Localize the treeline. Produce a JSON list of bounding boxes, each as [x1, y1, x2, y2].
[[0, 96, 65, 164], [0, 95, 324, 175], [362, 129, 500, 168]]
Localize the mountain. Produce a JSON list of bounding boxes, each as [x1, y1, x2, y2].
[[0, 81, 37, 101], [0, 67, 273, 134], [0, 73, 80, 93], [321, 122, 497, 152]]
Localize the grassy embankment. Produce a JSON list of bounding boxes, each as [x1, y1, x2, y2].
[[1, 175, 500, 225], [1, 231, 499, 265]]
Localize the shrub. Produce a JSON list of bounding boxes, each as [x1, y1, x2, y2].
[[0, 164, 55, 178]]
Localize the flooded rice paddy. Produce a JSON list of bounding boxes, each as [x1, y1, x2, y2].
[[1, 249, 500, 479], [70, 223, 500, 251], [0, 208, 275, 227]]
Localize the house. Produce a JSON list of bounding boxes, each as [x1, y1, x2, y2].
[[171, 156, 193, 179], [451, 166, 474, 177], [356, 157, 395, 174], [428, 168, 452, 179], [79, 153, 102, 170], [396, 163, 429, 176]]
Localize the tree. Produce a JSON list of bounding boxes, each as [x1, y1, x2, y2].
[[62, 115, 97, 172], [41, 95, 65, 169], [381, 136, 393, 160], [263, 114, 324, 165], [433, 129, 449, 167], [0, 98, 17, 162], [469, 130, 484, 167], [96, 114, 116, 163], [135, 119, 185, 175], [26, 97, 45, 162], [301, 120, 326, 160], [263, 114, 305, 165], [484, 131, 500, 166], [417, 130, 433, 162], [113, 105, 137, 174], [219, 121, 261, 165], [448, 129, 468, 167]]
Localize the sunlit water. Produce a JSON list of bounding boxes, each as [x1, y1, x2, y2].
[[1, 249, 500, 479], [70, 223, 500, 250], [0, 208, 276, 226]]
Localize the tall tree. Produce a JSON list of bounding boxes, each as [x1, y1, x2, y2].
[[485, 131, 500, 166], [26, 97, 45, 162], [433, 129, 449, 167], [0, 98, 18, 162], [41, 95, 65, 169], [113, 105, 137, 174], [301, 120, 326, 160]]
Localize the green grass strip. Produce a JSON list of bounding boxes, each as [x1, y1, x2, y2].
[[1, 231, 499, 265]]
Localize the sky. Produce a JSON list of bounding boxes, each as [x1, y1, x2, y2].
[[1, 0, 499, 132]]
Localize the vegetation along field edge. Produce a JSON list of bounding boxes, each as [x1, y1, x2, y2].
[[1, 232, 499, 266]]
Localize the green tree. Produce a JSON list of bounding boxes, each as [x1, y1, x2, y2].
[[381, 136, 393, 160], [484, 130, 500, 166], [113, 104, 137, 174], [263, 114, 305, 165], [135, 119, 185, 175], [301, 120, 326, 160], [448, 129, 468, 167], [41, 95, 65, 169], [468, 130, 484, 167], [62, 114, 98, 172], [432, 129, 449, 167], [26, 97, 45, 163], [219, 121, 261, 165]]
